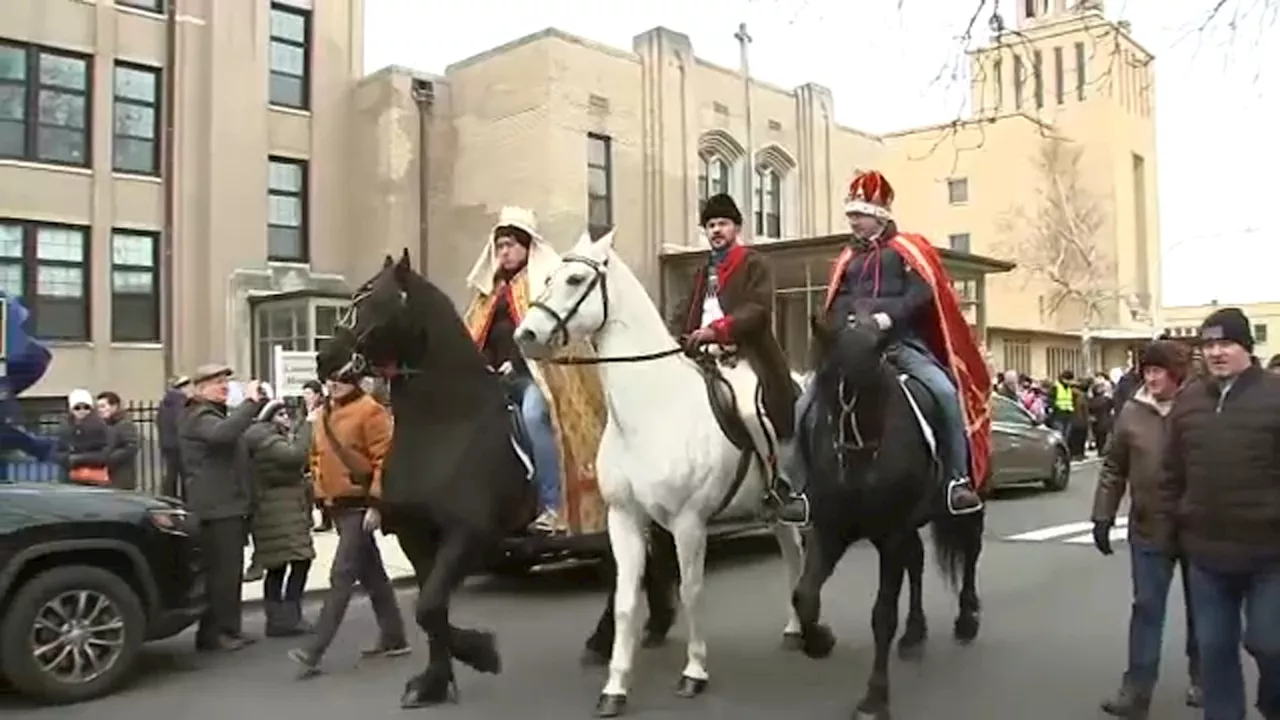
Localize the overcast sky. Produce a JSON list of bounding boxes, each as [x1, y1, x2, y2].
[[364, 0, 1278, 308]]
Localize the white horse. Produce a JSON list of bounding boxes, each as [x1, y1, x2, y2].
[[514, 230, 805, 717]]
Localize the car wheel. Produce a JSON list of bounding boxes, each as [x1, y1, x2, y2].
[[0, 565, 146, 705], [1043, 448, 1071, 492]]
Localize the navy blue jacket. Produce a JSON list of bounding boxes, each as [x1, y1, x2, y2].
[[828, 238, 934, 344]]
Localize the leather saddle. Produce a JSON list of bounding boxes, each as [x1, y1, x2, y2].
[[689, 348, 774, 517]]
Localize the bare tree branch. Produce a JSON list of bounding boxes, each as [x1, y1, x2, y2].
[[996, 136, 1120, 336]]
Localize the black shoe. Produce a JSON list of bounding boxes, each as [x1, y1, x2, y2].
[[1185, 683, 1202, 708], [946, 478, 983, 515], [767, 492, 810, 526], [197, 634, 249, 652], [1101, 684, 1151, 718]]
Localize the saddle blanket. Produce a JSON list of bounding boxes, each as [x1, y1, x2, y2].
[[896, 374, 938, 459]]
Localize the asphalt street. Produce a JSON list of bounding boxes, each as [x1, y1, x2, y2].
[[3, 459, 1228, 719]]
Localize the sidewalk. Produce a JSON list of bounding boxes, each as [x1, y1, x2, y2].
[[241, 519, 416, 604]]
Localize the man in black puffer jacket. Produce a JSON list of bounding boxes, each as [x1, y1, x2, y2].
[[157, 376, 191, 498], [1158, 307, 1280, 720]]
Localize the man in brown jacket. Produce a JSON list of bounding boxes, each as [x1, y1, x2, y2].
[[288, 371, 409, 675], [1158, 307, 1280, 720], [1091, 339, 1200, 717], [668, 193, 803, 524]]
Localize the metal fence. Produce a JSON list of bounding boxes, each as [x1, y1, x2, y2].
[[8, 401, 168, 494]]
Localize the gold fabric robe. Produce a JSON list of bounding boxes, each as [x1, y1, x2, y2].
[[464, 272, 608, 533]]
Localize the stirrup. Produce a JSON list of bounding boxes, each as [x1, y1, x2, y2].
[[766, 489, 811, 528], [945, 477, 984, 516]]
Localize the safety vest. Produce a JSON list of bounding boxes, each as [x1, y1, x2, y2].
[[1053, 382, 1074, 412]]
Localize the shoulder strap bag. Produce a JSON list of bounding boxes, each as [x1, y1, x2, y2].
[[320, 401, 374, 489]]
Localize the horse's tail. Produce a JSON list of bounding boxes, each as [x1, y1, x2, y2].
[[929, 507, 984, 593]]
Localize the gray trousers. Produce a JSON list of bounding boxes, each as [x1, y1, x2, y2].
[[198, 516, 248, 640], [306, 507, 407, 657]]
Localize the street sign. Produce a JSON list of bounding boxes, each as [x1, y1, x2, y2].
[[272, 345, 316, 397]]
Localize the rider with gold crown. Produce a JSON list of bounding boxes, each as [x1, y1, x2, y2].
[[778, 170, 992, 516], [462, 207, 609, 535]]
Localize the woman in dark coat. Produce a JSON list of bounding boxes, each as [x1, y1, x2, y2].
[[245, 399, 317, 636], [53, 388, 111, 485]]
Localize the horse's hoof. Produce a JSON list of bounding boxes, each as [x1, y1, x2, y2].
[[897, 638, 925, 661], [853, 709, 890, 720], [452, 628, 502, 674], [399, 672, 457, 708], [580, 646, 609, 667], [594, 693, 627, 717], [801, 623, 836, 659], [953, 614, 980, 644], [675, 675, 708, 698], [781, 632, 804, 652]]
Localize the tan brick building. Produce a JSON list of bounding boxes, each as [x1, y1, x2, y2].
[[0, 0, 1161, 405]]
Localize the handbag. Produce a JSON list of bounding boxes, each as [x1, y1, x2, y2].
[[69, 466, 110, 486], [320, 402, 374, 489]]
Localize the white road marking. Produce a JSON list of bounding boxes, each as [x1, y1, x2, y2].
[[1004, 516, 1127, 544]]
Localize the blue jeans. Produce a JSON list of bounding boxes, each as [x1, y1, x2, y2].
[[783, 342, 968, 488], [1126, 539, 1199, 691], [512, 375, 561, 512], [892, 343, 969, 482], [1187, 561, 1280, 720]]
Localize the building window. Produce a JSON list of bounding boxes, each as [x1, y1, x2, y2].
[[947, 178, 969, 204], [587, 133, 613, 240], [1013, 56, 1025, 108], [313, 302, 346, 353], [754, 167, 782, 239], [110, 230, 159, 342], [1257, 323, 1269, 343], [1003, 339, 1032, 375], [1046, 345, 1084, 378], [269, 3, 310, 109], [116, 0, 165, 12], [112, 63, 160, 175], [947, 233, 971, 253], [0, 221, 89, 340], [254, 302, 308, 385], [1075, 42, 1086, 100], [698, 154, 733, 212], [1053, 46, 1065, 105], [0, 42, 91, 166], [267, 157, 308, 262], [992, 58, 1003, 109], [1032, 49, 1044, 109]]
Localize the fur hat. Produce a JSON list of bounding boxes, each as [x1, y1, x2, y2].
[[256, 398, 287, 422], [700, 193, 743, 227], [1139, 340, 1190, 383]]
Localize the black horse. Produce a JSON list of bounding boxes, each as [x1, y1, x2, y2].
[[319, 251, 677, 707], [789, 314, 984, 720]]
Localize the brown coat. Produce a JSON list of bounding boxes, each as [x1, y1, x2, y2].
[[668, 244, 797, 439], [310, 391, 393, 505], [1091, 388, 1176, 552]]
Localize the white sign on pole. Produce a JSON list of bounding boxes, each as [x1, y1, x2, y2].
[[272, 345, 317, 397]]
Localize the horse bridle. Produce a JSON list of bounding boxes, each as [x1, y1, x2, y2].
[[332, 285, 419, 378], [527, 254, 683, 366]]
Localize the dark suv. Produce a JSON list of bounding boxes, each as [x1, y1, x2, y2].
[[0, 482, 205, 704]]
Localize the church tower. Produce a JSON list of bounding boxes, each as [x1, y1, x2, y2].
[[970, 0, 1160, 331]]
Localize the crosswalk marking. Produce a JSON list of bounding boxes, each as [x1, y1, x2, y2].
[[1004, 516, 1128, 545]]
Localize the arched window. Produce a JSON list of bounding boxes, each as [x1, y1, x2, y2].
[[698, 154, 733, 212], [754, 167, 782, 239]]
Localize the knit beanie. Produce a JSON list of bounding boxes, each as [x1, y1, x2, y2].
[[1138, 340, 1190, 384], [1199, 307, 1254, 352]]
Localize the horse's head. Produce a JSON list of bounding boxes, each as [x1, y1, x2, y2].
[[809, 306, 889, 398], [515, 228, 613, 359], [326, 249, 425, 378]]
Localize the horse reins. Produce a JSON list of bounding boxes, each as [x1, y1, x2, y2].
[[527, 254, 685, 366]]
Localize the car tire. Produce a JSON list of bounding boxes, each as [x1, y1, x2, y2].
[[0, 565, 146, 705], [1043, 448, 1071, 492]]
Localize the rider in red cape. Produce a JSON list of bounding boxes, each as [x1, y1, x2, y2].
[[781, 169, 990, 515]]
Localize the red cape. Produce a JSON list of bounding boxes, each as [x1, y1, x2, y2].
[[822, 233, 993, 487]]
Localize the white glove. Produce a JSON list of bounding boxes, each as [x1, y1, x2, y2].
[[362, 507, 381, 532], [872, 312, 893, 330]]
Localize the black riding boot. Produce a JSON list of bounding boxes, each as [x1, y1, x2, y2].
[[946, 477, 982, 514]]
